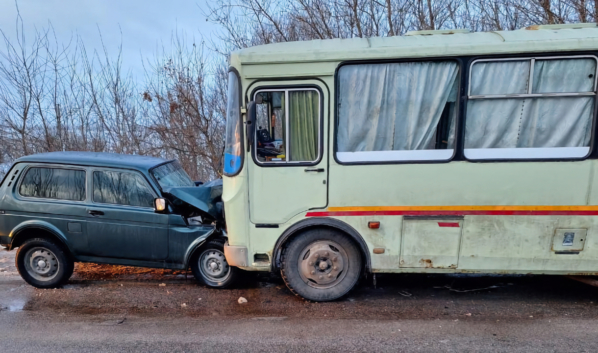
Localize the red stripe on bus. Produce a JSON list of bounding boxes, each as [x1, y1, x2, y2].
[[438, 222, 460, 227], [305, 210, 598, 217]]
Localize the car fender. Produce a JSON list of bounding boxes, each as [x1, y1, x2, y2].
[[8, 220, 70, 250], [183, 227, 220, 268]]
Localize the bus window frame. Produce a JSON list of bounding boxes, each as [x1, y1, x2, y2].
[[462, 53, 598, 163], [333, 57, 464, 166], [468, 55, 598, 98], [249, 84, 325, 168]]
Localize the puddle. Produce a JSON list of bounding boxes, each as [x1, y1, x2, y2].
[[9, 285, 24, 292], [1, 299, 26, 312]]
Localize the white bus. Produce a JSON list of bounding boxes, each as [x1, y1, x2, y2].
[[222, 24, 598, 301]]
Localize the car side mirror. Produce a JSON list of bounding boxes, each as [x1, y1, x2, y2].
[[246, 101, 256, 152], [154, 198, 167, 213]]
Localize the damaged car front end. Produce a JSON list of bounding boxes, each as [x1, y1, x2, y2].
[[150, 161, 237, 288]]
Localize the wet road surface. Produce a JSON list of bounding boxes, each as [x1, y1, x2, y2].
[[1, 250, 598, 352]]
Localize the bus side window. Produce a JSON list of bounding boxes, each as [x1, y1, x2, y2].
[[465, 57, 596, 160], [336, 61, 459, 163], [255, 89, 320, 164]]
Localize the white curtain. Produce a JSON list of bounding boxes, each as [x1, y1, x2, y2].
[[470, 61, 530, 95], [466, 58, 595, 149], [533, 59, 595, 93], [337, 61, 459, 152], [465, 98, 593, 148]]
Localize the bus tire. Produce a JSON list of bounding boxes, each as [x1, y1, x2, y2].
[[281, 228, 362, 301]]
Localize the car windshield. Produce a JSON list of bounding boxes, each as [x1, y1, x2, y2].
[[151, 161, 195, 188]]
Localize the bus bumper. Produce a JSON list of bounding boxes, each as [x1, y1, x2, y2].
[[224, 243, 248, 267]]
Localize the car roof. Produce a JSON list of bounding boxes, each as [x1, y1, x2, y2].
[[14, 152, 170, 171]]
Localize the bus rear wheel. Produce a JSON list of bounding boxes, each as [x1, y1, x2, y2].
[[281, 229, 362, 301]]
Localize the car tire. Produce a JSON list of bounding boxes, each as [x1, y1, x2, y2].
[[281, 228, 362, 302], [191, 239, 238, 288], [16, 238, 74, 289]]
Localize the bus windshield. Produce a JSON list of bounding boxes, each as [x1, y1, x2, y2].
[[223, 71, 242, 175]]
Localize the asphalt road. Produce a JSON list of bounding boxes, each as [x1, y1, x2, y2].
[[1, 250, 598, 352]]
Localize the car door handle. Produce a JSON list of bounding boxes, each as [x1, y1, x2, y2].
[[304, 168, 325, 173], [88, 210, 104, 216]]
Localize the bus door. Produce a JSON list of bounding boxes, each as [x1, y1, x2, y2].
[[248, 85, 327, 224]]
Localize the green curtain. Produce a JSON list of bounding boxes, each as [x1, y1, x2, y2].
[[289, 91, 319, 161], [281, 93, 286, 156]]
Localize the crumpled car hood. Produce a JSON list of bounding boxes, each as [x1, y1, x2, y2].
[[162, 179, 223, 221]]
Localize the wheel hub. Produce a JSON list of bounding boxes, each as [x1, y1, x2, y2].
[[25, 247, 59, 281], [299, 241, 346, 287], [199, 250, 230, 281]]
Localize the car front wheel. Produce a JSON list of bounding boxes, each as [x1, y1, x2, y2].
[[190, 240, 238, 288], [16, 238, 74, 288]]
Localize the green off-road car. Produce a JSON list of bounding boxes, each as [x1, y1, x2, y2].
[[0, 152, 237, 288]]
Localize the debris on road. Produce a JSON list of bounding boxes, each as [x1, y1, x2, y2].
[[434, 284, 505, 293], [181, 303, 187, 308], [238, 297, 248, 304], [251, 317, 287, 321], [398, 290, 412, 297], [465, 313, 472, 317], [159, 283, 166, 287]]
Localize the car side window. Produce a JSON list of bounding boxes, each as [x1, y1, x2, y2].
[[19, 167, 86, 201], [93, 170, 155, 208]]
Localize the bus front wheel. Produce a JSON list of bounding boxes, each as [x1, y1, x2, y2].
[[281, 228, 362, 301]]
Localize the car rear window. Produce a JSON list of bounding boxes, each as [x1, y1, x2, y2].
[[19, 167, 86, 201]]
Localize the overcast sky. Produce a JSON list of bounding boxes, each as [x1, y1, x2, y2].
[[0, 0, 219, 78]]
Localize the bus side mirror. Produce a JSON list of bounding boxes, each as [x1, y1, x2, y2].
[[246, 101, 256, 152]]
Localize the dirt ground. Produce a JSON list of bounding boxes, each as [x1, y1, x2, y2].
[[2, 249, 598, 352]]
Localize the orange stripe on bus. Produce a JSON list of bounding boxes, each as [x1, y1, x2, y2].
[[306, 205, 598, 217], [326, 205, 598, 212]]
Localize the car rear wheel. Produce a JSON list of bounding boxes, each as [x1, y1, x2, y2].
[[191, 240, 238, 288], [281, 228, 362, 302], [16, 238, 74, 288]]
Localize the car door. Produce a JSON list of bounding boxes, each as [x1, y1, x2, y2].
[[85, 168, 169, 261], [13, 164, 90, 254], [248, 84, 328, 224]]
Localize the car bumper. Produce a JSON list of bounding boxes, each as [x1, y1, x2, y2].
[[223, 243, 248, 267]]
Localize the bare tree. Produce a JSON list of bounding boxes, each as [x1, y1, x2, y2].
[[205, 0, 598, 48], [142, 34, 226, 181]]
